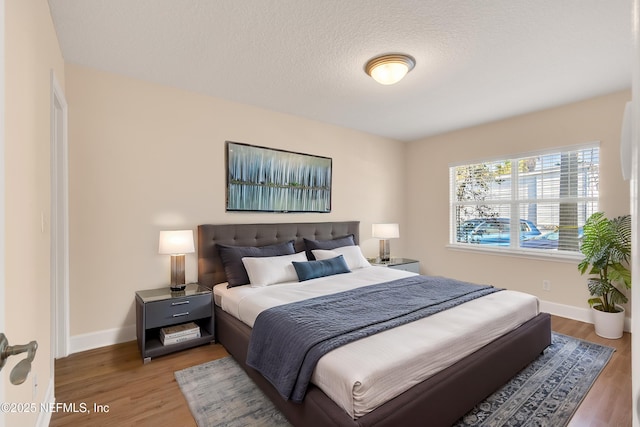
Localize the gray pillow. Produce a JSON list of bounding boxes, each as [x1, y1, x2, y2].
[[303, 234, 355, 260], [218, 240, 296, 288]]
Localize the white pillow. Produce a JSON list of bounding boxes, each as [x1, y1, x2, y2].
[[241, 252, 307, 287], [312, 246, 371, 270]]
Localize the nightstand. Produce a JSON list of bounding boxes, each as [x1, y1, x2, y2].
[[135, 283, 214, 363], [370, 258, 420, 274]]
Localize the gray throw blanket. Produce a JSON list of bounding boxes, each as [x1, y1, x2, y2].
[[246, 275, 502, 402]]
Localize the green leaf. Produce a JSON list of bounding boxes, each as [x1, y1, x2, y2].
[[609, 263, 632, 288], [609, 286, 629, 306], [587, 278, 608, 297]]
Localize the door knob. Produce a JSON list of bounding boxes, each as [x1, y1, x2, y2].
[[0, 334, 38, 385]]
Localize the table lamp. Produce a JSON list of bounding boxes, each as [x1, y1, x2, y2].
[[159, 230, 195, 291], [372, 223, 399, 262]]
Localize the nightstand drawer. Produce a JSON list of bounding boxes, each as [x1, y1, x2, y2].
[[145, 293, 211, 328]]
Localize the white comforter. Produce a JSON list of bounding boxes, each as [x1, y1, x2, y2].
[[214, 267, 539, 419]]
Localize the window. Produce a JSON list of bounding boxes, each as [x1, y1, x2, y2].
[[450, 144, 599, 256]]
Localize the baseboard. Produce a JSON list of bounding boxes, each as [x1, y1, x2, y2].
[[539, 299, 632, 333], [35, 377, 55, 427], [69, 324, 136, 354]]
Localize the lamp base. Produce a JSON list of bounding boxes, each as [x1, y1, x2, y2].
[[169, 254, 186, 291], [379, 239, 391, 262]]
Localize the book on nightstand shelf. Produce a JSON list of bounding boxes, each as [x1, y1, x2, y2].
[[160, 322, 201, 345]]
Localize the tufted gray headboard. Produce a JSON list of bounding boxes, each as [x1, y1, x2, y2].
[[197, 221, 360, 288]]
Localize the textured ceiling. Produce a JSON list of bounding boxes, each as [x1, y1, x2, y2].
[[48, 0, 632, 141]]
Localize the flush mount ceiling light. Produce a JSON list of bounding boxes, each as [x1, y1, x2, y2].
[[365, 54, 416, 85]]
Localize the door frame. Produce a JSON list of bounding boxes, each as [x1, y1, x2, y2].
[[50, 71, 69, 360], [632, 1, 640, 425]]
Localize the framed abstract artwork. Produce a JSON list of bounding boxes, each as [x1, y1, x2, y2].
[[225, 141, 332, 213]]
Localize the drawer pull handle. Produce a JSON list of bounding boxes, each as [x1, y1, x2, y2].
[[171, 301, 189, 306], [172, 312, 189, 318]]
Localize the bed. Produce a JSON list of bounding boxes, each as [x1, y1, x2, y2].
[[197, 221, 551, 427]]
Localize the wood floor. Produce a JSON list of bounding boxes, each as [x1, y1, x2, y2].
[[50, 315, 631, 427]]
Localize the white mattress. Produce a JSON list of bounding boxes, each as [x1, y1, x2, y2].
[[214, 267, 539, 419]]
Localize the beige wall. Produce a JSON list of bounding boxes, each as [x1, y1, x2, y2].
[[66, 64, 407, 339], [66, 64, 631, 344], [405, 90, 631, 314], [4, 0, 65, 422]]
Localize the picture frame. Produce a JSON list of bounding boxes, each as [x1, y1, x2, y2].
[[225, 141, 332, 213]]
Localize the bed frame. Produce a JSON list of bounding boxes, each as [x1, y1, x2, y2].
[[198, 221, 552, 427]]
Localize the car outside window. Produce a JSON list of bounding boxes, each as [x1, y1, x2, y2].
[[449, 144, 599, 256]]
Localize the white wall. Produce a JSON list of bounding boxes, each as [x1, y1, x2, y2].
[[630, 1, 639, 425], [405, 91, 631, 319], [66, 64, 407, 346]]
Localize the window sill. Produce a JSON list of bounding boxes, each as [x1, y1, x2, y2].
[[446, 243, 583, 264]]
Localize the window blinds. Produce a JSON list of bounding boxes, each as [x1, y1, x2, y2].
[[450, 144, 599, 254]]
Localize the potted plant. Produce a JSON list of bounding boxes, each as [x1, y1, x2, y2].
[[578, 212, 631, 339]]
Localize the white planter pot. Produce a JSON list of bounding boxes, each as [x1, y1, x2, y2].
[[591, 305, 625, 339]]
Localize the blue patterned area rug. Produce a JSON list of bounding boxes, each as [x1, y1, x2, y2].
[[175, 356, 289, 427], [453, 332, 614, 426], [175, 333, 613, 427]]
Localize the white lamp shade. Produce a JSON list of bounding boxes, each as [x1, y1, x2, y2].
[[159, 230, 195, 255], [372, 223, 400, 239]]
